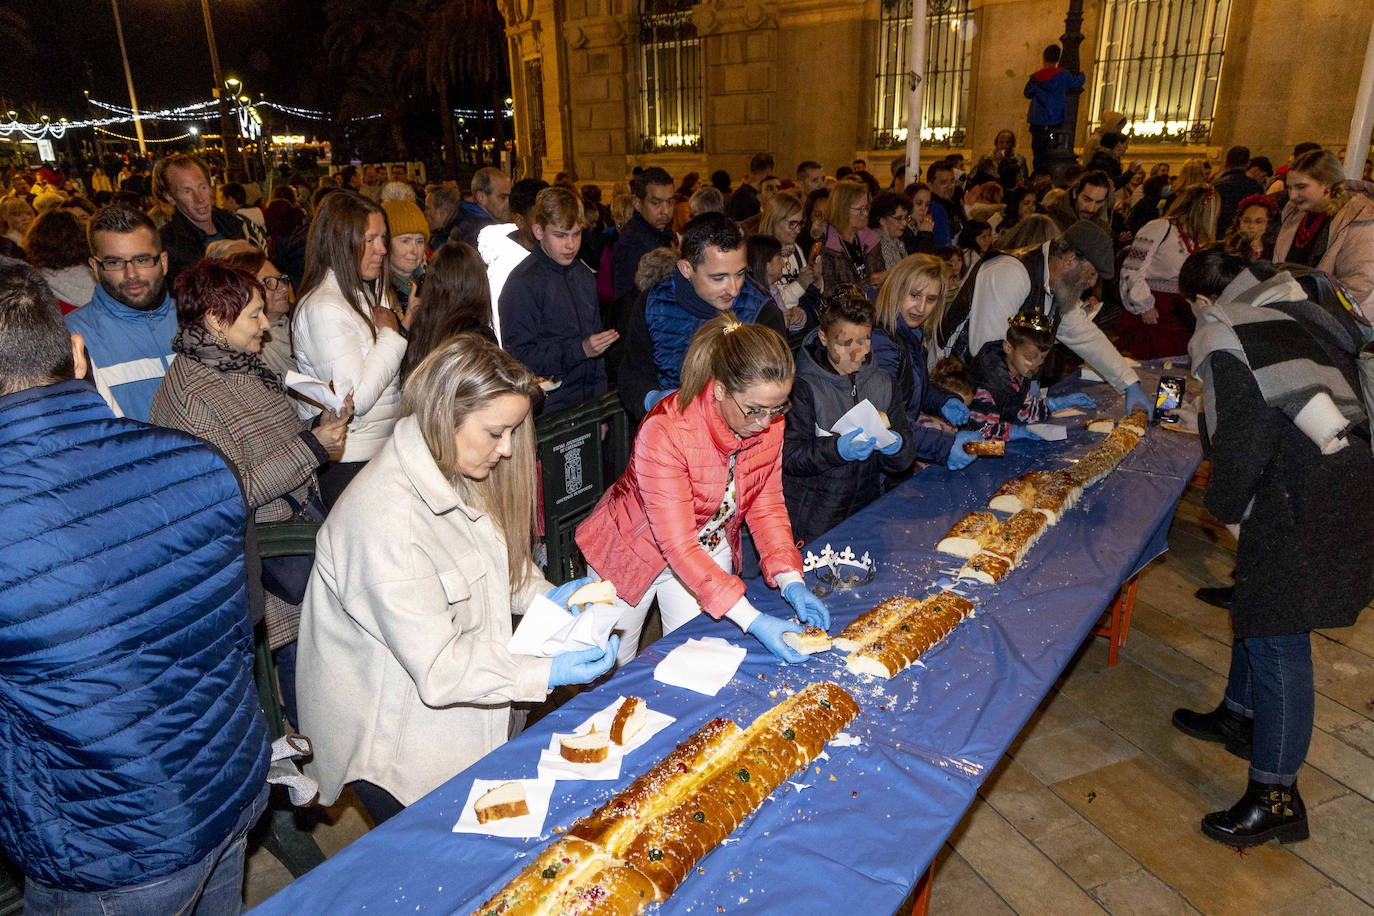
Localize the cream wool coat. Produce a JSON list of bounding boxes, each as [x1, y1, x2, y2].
[[291, 269, 406, 462], [296, 416, 555, 806]]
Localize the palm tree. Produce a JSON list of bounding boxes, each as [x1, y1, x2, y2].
[[420, 0, 510, 178], [323, 0, 423, 159]]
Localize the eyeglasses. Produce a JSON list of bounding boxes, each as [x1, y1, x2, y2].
[[785, 219, 804, 229], [261, 275, 291, 291], [95, 254, 160, 273], [850, 204, 871, 213], [730, 392, 791, 420]]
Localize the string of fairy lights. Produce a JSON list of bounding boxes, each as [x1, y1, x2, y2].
[[0, 96, 515, 141]]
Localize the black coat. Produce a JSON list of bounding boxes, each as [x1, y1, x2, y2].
[[161, 207, 252, 287], [498, 246, 607, 414], [1212, 169, 1264, 233], [782, 333, 916, 545], [610, 211, 674, 301], [1203, 352, 1374, 638]]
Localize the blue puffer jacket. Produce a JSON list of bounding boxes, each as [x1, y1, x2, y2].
[[647, 272, 771, 390], [871, 323, 957, 463], [0, 380, 270, 891]]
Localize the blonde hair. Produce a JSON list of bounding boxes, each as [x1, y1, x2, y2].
[[677, 313, 794, 411], [611, 192, 635, 230], [1289, 149, 1348, 213], [825, 180, 869, 233], [400, 333, 543, 591], [1175, 158, 1210, 192], [874, 253, 948, 338], [531, 186, 584, 230], [758, 190, 803, 241], [1165, 183, 1220, 244]]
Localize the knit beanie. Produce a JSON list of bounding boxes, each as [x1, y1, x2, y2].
[[381, 199, 429, 243]]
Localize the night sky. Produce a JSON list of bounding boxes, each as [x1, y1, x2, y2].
[[2, 0, 328, 119]]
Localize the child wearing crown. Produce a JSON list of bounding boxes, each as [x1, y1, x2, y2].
[[966, 311, 1094, 439]]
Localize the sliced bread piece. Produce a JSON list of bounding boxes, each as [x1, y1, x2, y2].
[[963, 438, 1005, 456], [566, 579, 617, 608], [560, 728, 610, 764], [609, 697, 648, 745], [474, 780, 530, 823], [782, 625, 834, 654], [936, 511, 1000, 558], [1085, 417, 1115, 433]]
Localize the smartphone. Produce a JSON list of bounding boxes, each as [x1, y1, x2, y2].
[[1155, 375, 1185, 421]]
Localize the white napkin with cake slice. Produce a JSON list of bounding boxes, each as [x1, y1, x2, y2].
[[535, 696, 675, 782], [653, 636, 747, 696], [452, 777, 555, 837], [507, 593, 622, 657]]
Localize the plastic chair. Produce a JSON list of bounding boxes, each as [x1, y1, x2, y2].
[[250, 519, 327, 878]]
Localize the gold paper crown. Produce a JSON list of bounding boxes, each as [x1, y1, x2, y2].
[[1008, 309, 1057, 336]]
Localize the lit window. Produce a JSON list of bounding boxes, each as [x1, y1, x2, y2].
[[1090, 0, 1233, 144], [639, 0, 702, 153], [873, 0, 974, 150]]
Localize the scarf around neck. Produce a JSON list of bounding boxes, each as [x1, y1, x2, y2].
[[174, 322, 285, 393]]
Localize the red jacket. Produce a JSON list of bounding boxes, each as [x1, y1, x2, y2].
[[576, 386, 803, 617]]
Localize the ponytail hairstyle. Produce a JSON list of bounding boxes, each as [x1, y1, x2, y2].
[[400, 333, 543, 591], [677, 312, 794, 411]]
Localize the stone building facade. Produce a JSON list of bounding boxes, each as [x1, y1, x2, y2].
[[496, 0, 1374, 188]]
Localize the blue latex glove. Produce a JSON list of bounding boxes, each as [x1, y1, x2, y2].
[[547, 636, 620, 688], [836, 427, 875, 462], [644, 389, 672, 412], [746, 614, 807, 663], [1123, 382, 1153, 419], [876, 431, 904, 456], [947, 430, 982, 470], [545, 576, 597, 614], [940, 398, 970, 426], [782, 581, 830, 629], [1047, 392, 1096, 412], [1009, 425, 1042, 441]]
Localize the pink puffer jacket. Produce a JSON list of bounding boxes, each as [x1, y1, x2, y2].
[[575, 386, 803, 617]]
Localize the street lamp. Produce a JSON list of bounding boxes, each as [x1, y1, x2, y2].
[[108, 0, 147, 155], [204, 0, 245, 173]]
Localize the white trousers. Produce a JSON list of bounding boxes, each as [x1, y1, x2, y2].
[[591, 540, 733, 666]]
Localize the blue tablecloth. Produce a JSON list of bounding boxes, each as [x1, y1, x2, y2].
[[252, 366, 1203, 916]]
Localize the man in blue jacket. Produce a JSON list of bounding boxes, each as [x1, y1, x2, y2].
[[66, 203, 177, 421], [0, 260, 270, 913], [1024, 44, 1086, 174]]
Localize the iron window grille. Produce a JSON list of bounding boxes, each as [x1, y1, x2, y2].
[[1089, 0, 1233, 145], [638, 0, 703, 153], [873, 0, 974, 151]]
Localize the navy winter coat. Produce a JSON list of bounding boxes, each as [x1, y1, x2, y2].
[[610, 211, 675, 300], [0, 380, 269, 891], [1024, 66, 1085, 127], [499, 245, 607, 414], [870, 322, 957, 463]]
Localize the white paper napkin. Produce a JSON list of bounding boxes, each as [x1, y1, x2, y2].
[[1026, 422, 1068, 441], [830, 399, 899, 450], [508, 594, 622, 657], [653, 636, 747, 696], [452, 777, 555, 838], [283, 371, 346, 413], [535, 697, 676, 782]]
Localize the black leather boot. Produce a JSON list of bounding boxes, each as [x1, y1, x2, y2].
[[1202, 780, 1308, 847], [1194, 585, 1234, 609], [1172, 702, 1253, 760]]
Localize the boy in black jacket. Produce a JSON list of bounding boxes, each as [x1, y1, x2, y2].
[[968, 313, 1093, 438]]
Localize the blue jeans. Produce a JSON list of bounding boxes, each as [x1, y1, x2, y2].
[[1222, 634, 1314, 785], [24, 784, 268, 916]]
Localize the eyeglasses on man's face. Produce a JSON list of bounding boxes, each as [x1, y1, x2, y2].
[[730, 392, 791, 420], [95, 254, 160, 273], [261, 275, 291, 291]]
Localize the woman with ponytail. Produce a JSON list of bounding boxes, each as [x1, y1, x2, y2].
[[576, 314, 830, 665]]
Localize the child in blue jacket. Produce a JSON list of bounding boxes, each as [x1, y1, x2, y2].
[[1024, 45, 1086, 173]]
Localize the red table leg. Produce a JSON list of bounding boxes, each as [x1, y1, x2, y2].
[[1095, 574, 1140, 667], [910, 864, 932, 916]]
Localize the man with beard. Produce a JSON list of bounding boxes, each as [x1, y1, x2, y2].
[[1046, 170, 1114, 233], [941, 220, 1152, 417], [65, 204, 177, 421]]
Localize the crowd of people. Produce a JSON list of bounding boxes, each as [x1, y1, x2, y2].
[[2, 112, 1373, 910]]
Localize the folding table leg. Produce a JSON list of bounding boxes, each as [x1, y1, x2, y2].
[[910, 864, 932, 916], [1095, 574, 1140, 668]]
